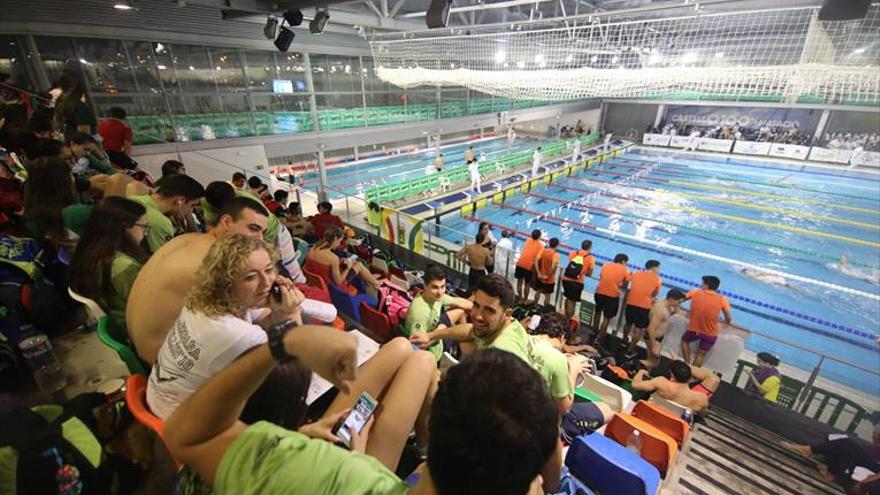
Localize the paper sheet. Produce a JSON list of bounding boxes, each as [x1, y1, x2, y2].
[[306, 330, 380, 405]]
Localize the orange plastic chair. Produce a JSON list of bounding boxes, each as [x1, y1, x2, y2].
[[631, 400, 690, 447], [605, 413, 678, 477], [125, 374, 165, 438], [359, 301, 396, 342]]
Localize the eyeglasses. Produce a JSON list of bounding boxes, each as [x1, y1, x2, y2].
[[134, 222, 151, 233]]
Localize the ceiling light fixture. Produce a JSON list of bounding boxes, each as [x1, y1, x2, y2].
[[113, 0, 134, 9], [310, 9, 329, 34], [264, 16, 278, 39]]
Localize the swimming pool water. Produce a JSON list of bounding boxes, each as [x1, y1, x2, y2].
[[301, 137, 542, 199], [439, 147, 880, 395]]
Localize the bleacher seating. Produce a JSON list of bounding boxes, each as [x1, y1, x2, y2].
[[605, 413, 678, 477], [580, 373, 633, 412], [566, 433, 661, 495], [631, 400, 690, 448]]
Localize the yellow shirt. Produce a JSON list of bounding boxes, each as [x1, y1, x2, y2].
[[762, 376, 781, 402]]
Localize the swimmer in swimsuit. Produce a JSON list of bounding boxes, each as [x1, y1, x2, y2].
[[830, 255, 880, 285], [740, 267, 790, 287], [632, 359, 720, 415]]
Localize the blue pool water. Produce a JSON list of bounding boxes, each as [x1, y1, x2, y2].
[[300, 137, 542, 198], [439, 147, 880, 395]]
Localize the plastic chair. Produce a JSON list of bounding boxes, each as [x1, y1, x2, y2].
[[371, 257, 389, 275], [359, 301, 395, 342], [329, 282, 376, 322], [581, 374, 633, 412], [604, 413, 678, 477], [631, 401, 690, 447], [125, 374, 180, 466], [97, 316, 146, 375], [68, 287, 106, 319], [303, 269, 332, 303], [649, 394, 694, 425], [566, 432, 661, 495]]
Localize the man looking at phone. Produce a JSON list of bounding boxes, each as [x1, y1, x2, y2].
[[405, 264, 473, 361], [128, 196, 336, 365], [165, 326, 560, 495]]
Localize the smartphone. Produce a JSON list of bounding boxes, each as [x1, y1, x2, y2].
[[270, 283, 283, 302], [335, 392, 378, 449]]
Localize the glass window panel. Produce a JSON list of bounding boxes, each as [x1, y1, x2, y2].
[[365, 92, 397, 107], [72, 38, 138, 94], [0, 36, 35, 91], [168, 44, 215, 93], [124, 41, 162, 94], [311, 54, 357, 93], [243, 50, 278, 92], [34, 36, 78, 84], [315, 93, 358, 110], [275, 52, 308, 93], [361, 57, 394, 92], [209, 47, 246, 92]]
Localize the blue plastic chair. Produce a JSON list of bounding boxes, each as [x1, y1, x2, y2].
[[566, 433, 661, 495], [328, 282, 377, 322]]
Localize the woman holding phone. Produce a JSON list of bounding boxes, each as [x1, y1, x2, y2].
[[147, 234, 436, 471]]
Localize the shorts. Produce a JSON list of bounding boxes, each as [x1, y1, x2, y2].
[[690, 383, 715, 399], [468, 267, 487, 290], [438, 310, 452, 328], [625, 305, 650, 329], [561, 402, 607, 443], [485, 264, 494, 274], [532, 279, 555, 294], [682, 330, 718, 352], [593, 293, 619, 319], [562, 280, 584, 302], [514, 266, 533, 280]]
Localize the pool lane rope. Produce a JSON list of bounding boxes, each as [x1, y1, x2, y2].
[[615, 156, 880, 203], [464, 212, 879, 342], [526, 190, 879, 269]]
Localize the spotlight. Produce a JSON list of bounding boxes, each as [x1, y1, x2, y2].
[[310, 10, 329, 34], [113, 0, 134, 9], [264, 16, 278, 39], [274, 27, 295, 52], [426, 0, 452, 28], [283, 9, 304, 26]]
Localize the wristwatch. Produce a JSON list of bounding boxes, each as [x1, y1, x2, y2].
[[268, 319, 299, 363]]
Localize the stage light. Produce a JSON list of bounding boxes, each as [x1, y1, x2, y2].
[[283, 9, 304, 26], [114, 0, 134, 9], [310, 10, 329, 34], [264, 16, 278, 39], [426, 0, 452, 28]]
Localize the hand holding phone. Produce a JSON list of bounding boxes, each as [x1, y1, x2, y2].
[[334, 392, 378, 449]]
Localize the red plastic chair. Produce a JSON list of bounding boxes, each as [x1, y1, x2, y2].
[[125, 374, 179, 465], [359, 301, 396, 342], [605, 413, 678, 477], [302, 270, 331, 303], [631, 400, 690, 447]]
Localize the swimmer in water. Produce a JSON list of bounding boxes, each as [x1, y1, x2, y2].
[[830, 254, 880, 285], [740, 268, 790, 287]]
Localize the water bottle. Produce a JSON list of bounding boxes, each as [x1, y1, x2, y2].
[[17, 329, 66, 393], [626, 429, 643, 456]]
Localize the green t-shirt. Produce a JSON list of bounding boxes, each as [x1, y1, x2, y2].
[[475, 320, 573, 399], [107, 252, 142, 331], [403, 293, 454, 361], [200, 189, 281, 243], [214, 421, 409, 495], [62, 203, 94, 237], [129, 195, 174, 253]]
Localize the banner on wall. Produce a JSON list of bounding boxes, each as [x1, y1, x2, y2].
[[380, 208, 396, 244], [733, 141, 772, 155], [669, 136, 693, 148], [698, 138, 734, 153], [642, 133, 671, 146], [851, 150, 880, 168], [666, 105, 816, 131], [807, 147, 853, 164], [379, 208, 424, 254], [768, 144, 811, 160]]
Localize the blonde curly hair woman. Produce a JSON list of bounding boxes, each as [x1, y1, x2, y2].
[[147, 234, 306, 420]]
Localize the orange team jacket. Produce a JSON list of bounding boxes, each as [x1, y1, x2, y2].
[[595, 263, 630, 298], [535, 248, 560, 284], [627, 271, 662, 310], [516, 238, 544, 269], [686, 288, 731, 336], [562, 250, 596, 284]]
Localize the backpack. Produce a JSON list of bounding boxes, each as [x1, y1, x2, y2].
[[0, 393, 138, 495], [376, 280, 413, 328], [564, 251, 587, 279]]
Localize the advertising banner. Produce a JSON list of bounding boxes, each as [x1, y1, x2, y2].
[[670, 136, 693, 148], [698, 138, 734, 153], [851, 150, 880, 168], [666, 105, 817, 132], [733, 141, 772, 156], [642, 133, 672, 146], [807, 147, 853, 164], [768, 144, 810, 160]]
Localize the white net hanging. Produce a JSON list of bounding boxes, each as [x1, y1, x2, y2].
[[368, 6, 880, 104]]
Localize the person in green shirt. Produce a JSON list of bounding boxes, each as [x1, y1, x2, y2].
[[68, 197, 150, 333], [405, 264, 472, 361], [129, 174, 205, 253], [66, 132, 116, 178], [164, 325, 560, 495]]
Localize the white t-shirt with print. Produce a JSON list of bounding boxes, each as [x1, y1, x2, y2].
[[146, 307, 268, 420]]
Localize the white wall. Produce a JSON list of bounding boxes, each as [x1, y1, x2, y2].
[[515, 108, 602, 136], [132, 144, 270, 185]]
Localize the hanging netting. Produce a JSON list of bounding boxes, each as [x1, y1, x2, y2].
[[368, 6, 880, 104]]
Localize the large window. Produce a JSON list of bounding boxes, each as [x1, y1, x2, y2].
[[0, 36, 33, 92]]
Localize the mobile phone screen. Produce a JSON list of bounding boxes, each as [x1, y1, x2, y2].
[[337, 392, 377, 448]]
